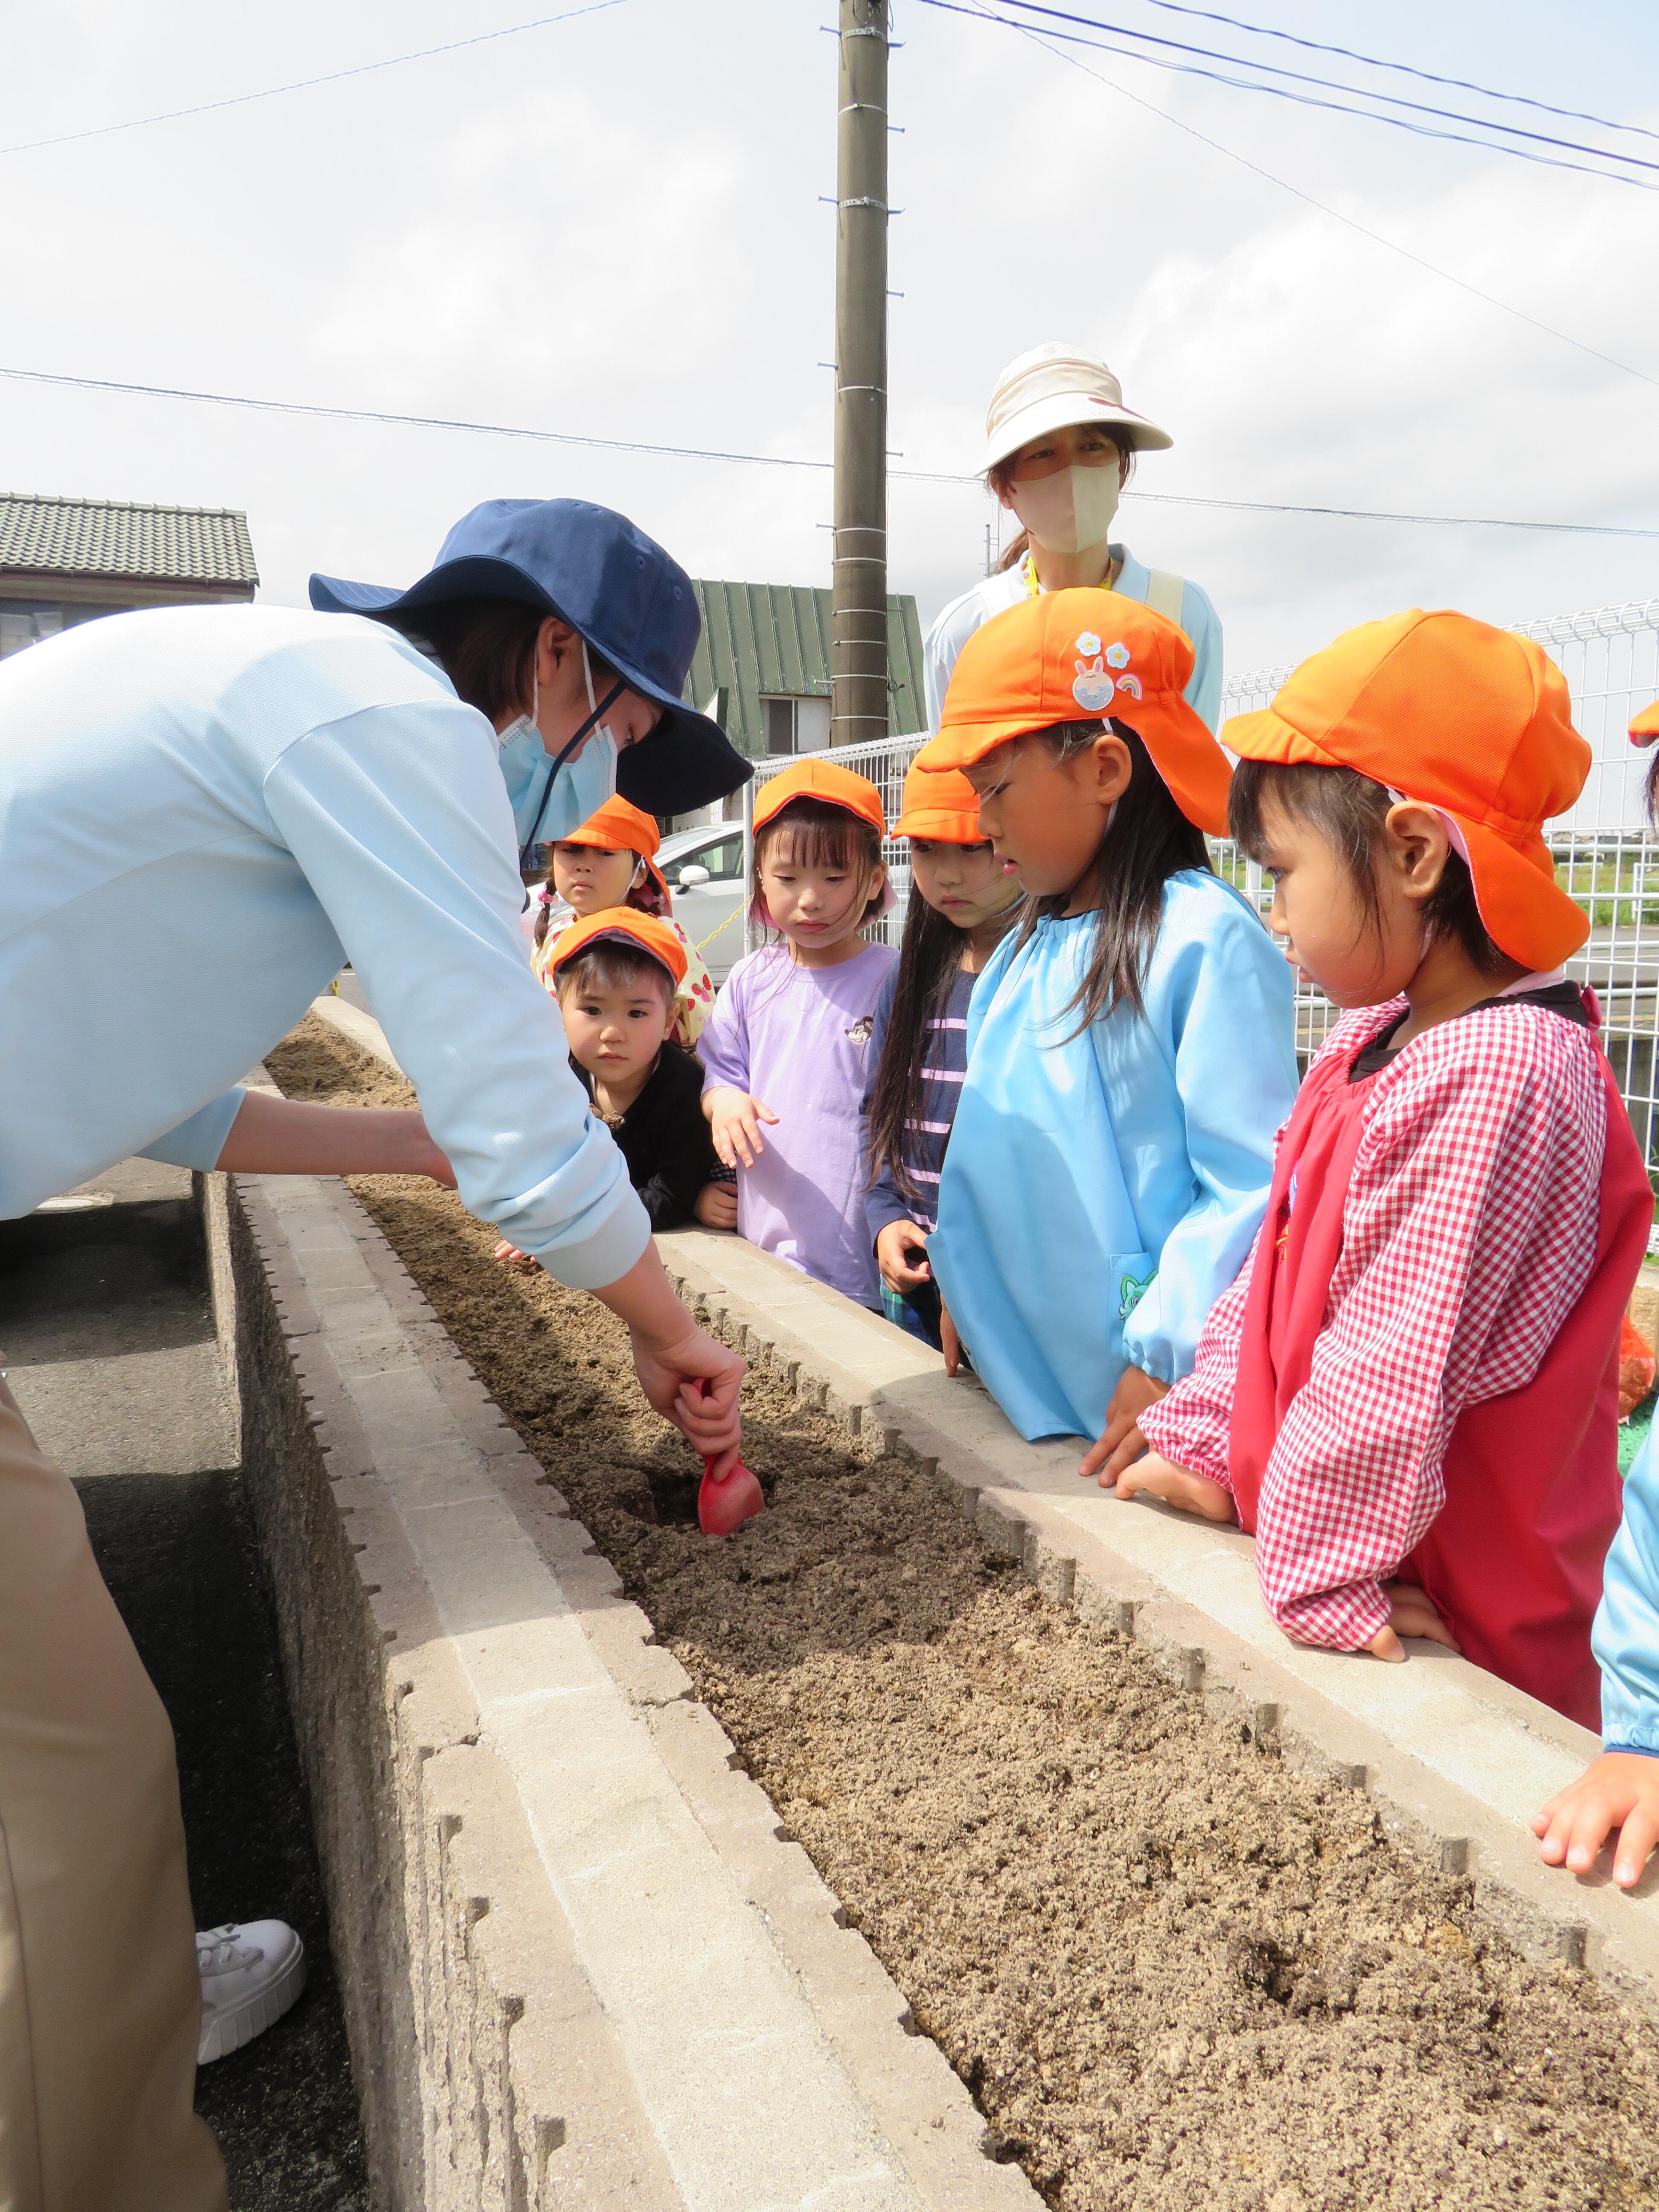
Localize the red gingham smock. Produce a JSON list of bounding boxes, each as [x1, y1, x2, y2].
[[1139, 986, 1651, 1721]]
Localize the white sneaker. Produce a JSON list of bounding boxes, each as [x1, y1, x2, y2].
[[196, 1919, 307, 2065]]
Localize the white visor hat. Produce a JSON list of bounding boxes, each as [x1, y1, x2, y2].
[[982, 341, 1173, 474]]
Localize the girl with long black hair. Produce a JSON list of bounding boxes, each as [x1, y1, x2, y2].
[[916, 588, 1298, 1468], [862, 763, 1022, 1343]]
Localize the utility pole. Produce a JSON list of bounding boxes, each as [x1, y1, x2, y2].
[[831, 0, 889, 751]]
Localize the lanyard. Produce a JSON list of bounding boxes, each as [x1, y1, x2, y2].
[[1021, 550, 1121, 597]]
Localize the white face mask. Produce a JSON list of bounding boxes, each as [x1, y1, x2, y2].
[[1008, 463, 1121, 556]]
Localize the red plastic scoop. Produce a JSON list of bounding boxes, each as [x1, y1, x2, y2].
[[692, 1380, 763, 1536]]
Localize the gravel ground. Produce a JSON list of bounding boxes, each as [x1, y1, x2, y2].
[[270, 1011, 1659, 2212]]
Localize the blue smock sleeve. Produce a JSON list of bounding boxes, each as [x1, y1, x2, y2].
[[1595, 1427, 1659, 1752], [261, 702, 650, 1292], [138, 1086, 247, 1170], [1179, 578, 1224, 736], [1120, 884, 1297, 1384]]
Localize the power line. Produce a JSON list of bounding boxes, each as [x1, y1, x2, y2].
[[994, 0, 1659, 183], [919, 0, 1659, 192], [1044, 0, 1659, 148], [929, 0, 1659, 390], [3, 364, 1655, 536], [0, 0, 626, 160]]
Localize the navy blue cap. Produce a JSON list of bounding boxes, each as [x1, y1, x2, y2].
[[309, 498, 751, 817]]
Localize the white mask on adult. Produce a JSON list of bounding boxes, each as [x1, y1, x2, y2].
[[1007, 463, 1121, 556]]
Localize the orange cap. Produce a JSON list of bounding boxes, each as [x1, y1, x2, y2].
[[752, 757, 885, 838], [915, 589, 1232, 836], [547, 905, 687, 988], [1630, 700, 1659, 745], [1226, 609, 1590, 972], [891, 761, 985, 842], [560, 793, 668, 899]]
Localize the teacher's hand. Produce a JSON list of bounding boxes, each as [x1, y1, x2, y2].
[[629, 1321, 746, 1467]]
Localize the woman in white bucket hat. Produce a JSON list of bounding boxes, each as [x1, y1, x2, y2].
[[922, 342, 1222, 732]]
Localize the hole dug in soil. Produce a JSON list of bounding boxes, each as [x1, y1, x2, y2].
[[270, 1013, 1659, 2212]]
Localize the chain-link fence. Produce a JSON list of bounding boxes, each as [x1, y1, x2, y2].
[[747, 595, 1659, 1158]]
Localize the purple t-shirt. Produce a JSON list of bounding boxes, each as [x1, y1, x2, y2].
[[699, 940, 897, 1307]]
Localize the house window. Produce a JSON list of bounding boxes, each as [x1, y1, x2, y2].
[[763, 697, 796, 755]]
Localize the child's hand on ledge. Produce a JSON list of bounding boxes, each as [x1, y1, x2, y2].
[[1364, 1581, 1461, 1664], [704, 1086, 778, 1170], [693, 1182, 738, 1230], [1532, 1751, 1659, 1889], [940, 1301, 963, 1377], [493, 1238, 534, 1267], [876, 1220, 932, 1295], [1110, 1451, 1237, 1524], [1080, 1365, 1170, 1484]]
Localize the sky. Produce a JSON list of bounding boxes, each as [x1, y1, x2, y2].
[[4, 0, 1658, 683]]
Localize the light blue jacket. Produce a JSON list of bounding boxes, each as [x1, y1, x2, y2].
[[1595, 1427, 1659, 1753], [0, 603, 649, 1288], [929, 871, 1297, 1442], [922, 546, 1224, 734]]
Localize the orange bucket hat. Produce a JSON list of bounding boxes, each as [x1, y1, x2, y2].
[[547, 905, 687, 988], [891, 761, 985, 842], [916, 588, 1232, 836], [1226, 609, 1589, 972], [560, 793, 668, 899], [752, 756, 886, 838], [1630, 700, 1659, 744]]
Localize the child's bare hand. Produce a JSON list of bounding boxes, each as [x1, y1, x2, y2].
[[876, 1220, 932, 1294], [1532, 1751, 1659, 1887], [941, 1300, 963, 1378], [693, 1182, 738, 1230], [1365, 1581, 1461, 1663], [1112, 1450, 1237, 1523], [704, 1086, 778, 1170], [493, 1238, 533, 1267], [1080, 1365, 1170, 1483]]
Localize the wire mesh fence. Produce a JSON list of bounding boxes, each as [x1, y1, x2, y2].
[[748, 595, 1659, 1160]]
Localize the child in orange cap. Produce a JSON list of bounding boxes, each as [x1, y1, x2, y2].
[[523, 908, 726, 1235], [530, 793, 715, 1049], [1128, 612, 1652, 1727], [919, 588, 1298, 1455], [698, 760, 897, 1307], [861, 760, 1022, 1345]]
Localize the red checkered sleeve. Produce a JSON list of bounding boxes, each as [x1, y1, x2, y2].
[[1254, 1005, 1605, 1651], [1137, 1229, 1260, 1487]]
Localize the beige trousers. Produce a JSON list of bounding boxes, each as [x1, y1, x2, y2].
[[0, 1378, 225, 2212]]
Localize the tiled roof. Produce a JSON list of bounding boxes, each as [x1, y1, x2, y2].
[[0, 495, 258, 587], [682, 580, 927, 754]]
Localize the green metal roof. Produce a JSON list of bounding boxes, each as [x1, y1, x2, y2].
[[682, 580, 927, 754], [0, 494, 258, 588]]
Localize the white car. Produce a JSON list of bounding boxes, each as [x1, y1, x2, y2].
[[658, 823, 748, 985]]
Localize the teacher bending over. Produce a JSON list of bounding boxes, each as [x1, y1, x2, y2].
[[0, 496, 749, 2211]]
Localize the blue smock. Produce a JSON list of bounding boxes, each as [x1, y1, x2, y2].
[[0, 603, 649, 1288], [1595, 1426, 1659, 1754], [929, 870, 1298, 1442]]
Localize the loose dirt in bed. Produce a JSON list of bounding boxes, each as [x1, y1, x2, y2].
[[270, 1009, 1659, 2212]]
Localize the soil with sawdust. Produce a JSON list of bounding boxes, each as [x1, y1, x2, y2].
[[268, 1007, 1659, 2212]]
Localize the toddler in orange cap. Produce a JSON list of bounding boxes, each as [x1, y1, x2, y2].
[[918, 588, 1298, 1456], [508, 908, 727, 1240], [861, 760, 1022, 1345], [530, 793, 715, 1049], [698, 759, 897, 1307], [1128, 610, 1652, 1726]]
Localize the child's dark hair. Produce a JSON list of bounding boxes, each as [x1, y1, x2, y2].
[[1228, 761, 1508, 976], [865, 885, 990, 1208], [750, 797, 885, 933], [1015, 718, 1210, 1031], [553, 941, 675, 1004]]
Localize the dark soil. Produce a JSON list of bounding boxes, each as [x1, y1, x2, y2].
[[269, 1011, 1659, 2212]]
